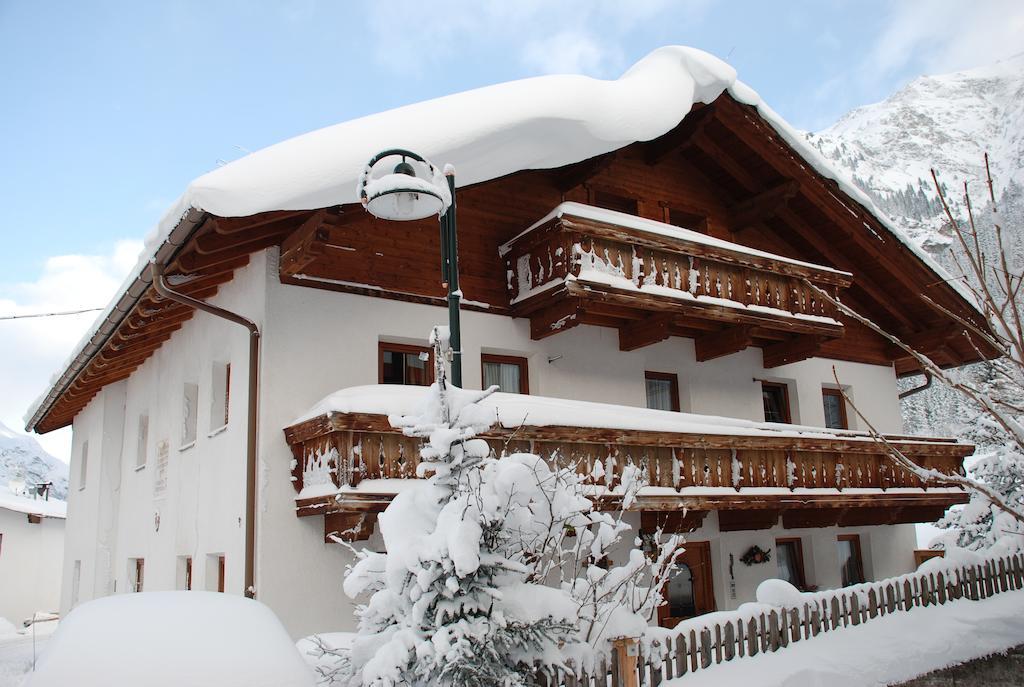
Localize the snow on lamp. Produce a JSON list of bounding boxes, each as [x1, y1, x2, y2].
[[358, 149, 451, 222]]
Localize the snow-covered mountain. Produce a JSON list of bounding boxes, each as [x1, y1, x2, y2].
[[0, 421, 69, 500], [805, 55, 1024, 444], [807, 53, 1024, 254]]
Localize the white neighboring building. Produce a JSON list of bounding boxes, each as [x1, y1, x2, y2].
[[25, 46, 992, 639], [0, 487, 65, 625]]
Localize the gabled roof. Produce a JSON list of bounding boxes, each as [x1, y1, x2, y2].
[[25, 46, 988, 434]]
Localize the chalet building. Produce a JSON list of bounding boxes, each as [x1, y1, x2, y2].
[[25, 47, 992, 638], [0, 488, 65, 624]]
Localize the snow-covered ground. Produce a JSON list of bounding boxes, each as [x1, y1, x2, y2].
[[0, 622, 57, 687], [665, 591, 1024, 687]]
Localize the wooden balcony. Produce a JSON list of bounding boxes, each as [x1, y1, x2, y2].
[[500, 204, 853, 366], [283, 391, 970, 541]]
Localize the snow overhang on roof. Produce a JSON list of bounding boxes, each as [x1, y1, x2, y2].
[[25, 45, 977, 433]]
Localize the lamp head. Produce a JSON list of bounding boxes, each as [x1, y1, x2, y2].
[[358, 149, 450, 222]]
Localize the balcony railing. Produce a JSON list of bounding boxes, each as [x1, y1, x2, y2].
[[284, 396, 970, 531], [499, 204, 853, 362]]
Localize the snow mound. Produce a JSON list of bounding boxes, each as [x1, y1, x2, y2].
[[25, 592, 314, 687], [755, 579, 805, 608]]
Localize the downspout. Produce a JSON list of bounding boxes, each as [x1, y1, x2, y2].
[[150, 262, 260, 599], [898, 371, 933, 400]]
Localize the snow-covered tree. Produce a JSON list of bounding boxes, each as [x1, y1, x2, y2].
[[807, 157, 1024, 547], [335, 327, 682, 686]]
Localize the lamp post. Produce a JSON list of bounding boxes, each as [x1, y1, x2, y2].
[[358, 149, 463, 387]]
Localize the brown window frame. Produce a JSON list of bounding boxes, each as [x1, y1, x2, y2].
[[822, 388, 849, 430], [218, 555, 226, 593], [645, 371, 680, 412], [480, 354, 529, 394], [132, 558, 145, 593], [378, 342, 434, 386], [664, 206, 709, 234], [837, 534, 866, 586], [775, 537, 808, 591], [761, 381, 792, 424], [185, 556, 193, 591]]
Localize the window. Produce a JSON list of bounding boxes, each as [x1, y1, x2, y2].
[[182, 382, 199, 447], [837, 535, 866, 586], [78, 441, 89, 490], [645, 372, 680, 412], [71, 560, 81, 607], [128, 558, 144, 593], [379, 343, 433, 386], [206, 554, 225, 592], [665, 563, 697, 619], [481, 354, 529, 394], [592, 190, 639, 216], [667, 207, 708, 234], [761, 382, 791, 424], [135, 415, 149, 470], [775, 538, 807, 590], [822, 388, 848, 430], [177, 556, 193, 591], [210, 362, 230, 431]]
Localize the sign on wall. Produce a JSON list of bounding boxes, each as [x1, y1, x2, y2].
[[154, 439, 169, 499]]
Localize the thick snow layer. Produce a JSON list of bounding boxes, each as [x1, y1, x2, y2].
[[293, 384, 957, 446], [27, 45, 974, 430], [663, 591, 1024, 687], [25, 592, 314, 687], [0, 486, 65, 519]]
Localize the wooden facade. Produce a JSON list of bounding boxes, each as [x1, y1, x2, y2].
[[30, 92, 996, 434], [283, 410, 970, 541]]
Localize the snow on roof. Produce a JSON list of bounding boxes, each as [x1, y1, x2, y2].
[[27, 45, 975, 431], [292, 384, 957, 446], [0, 485, 66, 519], [26, 592, 314, 687]]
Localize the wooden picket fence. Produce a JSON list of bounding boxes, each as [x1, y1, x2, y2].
[[542, 552, 1024, 687]]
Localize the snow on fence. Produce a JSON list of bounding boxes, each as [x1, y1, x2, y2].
[[542, 552, 1024, 687]]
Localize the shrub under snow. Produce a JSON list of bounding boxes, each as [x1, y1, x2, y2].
[[334, 328, 681, 686]]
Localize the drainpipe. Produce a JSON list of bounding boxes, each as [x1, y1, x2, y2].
[[898, 371, 933, 400], [151, 262, 260, 599]]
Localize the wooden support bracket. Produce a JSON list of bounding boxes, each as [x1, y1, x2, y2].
[[619, 313, 674, 351], [695, 325, 755, 362], [325, 512, 377, 543], [762, 335, 826, 368]]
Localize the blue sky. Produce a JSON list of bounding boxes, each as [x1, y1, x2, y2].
[[0, 0, 1021, 460]]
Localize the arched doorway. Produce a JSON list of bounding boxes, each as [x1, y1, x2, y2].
[[658, 541, 715, 628]]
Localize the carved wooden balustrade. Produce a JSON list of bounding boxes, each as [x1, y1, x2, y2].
[[500, 207, 854, 365], [284, 410, 970, 540]]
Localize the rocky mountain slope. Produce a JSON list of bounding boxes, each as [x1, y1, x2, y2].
[[807, 53, 1024, 255], [806, 54, 1024, 443], [0, 421, 68, 500]]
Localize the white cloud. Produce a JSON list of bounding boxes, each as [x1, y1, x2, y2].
[[0, 239, 144, 461], [364, 0, 710, 78], [867, 0, 1024, 77], [522, 29, 618, 75]]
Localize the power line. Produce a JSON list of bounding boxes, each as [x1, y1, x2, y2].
[[0, 307, 103, 321]]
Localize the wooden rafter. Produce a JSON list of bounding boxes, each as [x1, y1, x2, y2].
[[694, 325, 754, 362]]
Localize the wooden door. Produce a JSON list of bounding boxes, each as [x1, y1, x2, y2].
[[658, 541, 715, 628]]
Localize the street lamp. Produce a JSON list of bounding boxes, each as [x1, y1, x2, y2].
[[358, 149, 464, 387]]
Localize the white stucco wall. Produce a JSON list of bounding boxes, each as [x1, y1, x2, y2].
[[0, 509, 64, 624], [59, 256, 265, 614]]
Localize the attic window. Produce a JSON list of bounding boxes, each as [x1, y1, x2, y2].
[[667, 207, 708, 234], [592, 190, 638, 216], [182, 382, 199, 448], [210, 362, 230, 432]]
